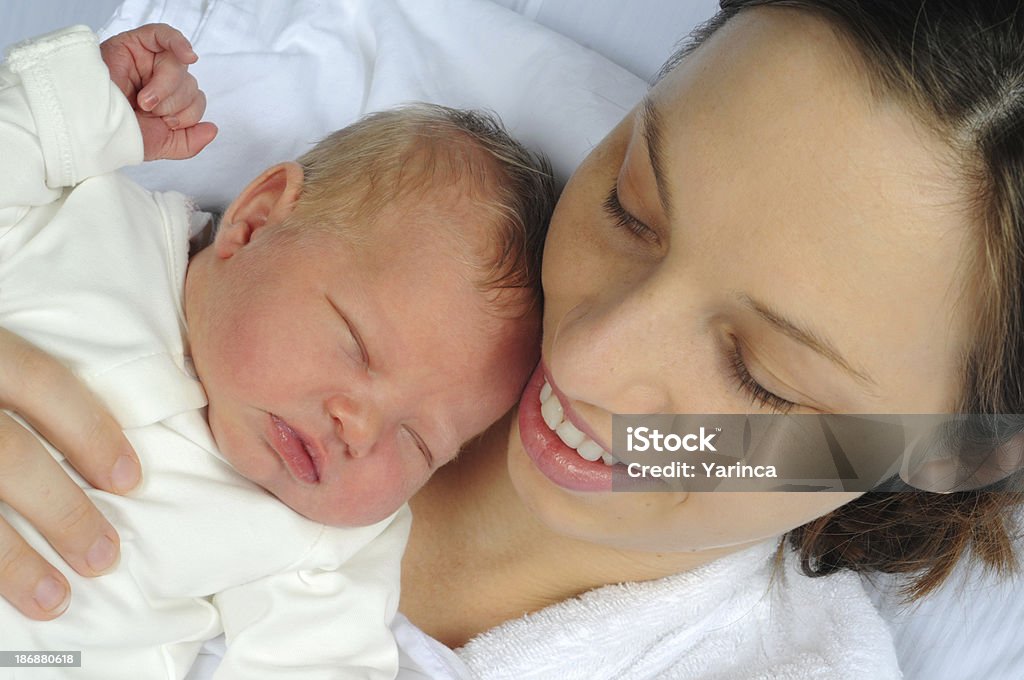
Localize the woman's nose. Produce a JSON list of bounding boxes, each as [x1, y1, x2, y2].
[[548, 274, 703, 415], [325, 395, 384, 458]]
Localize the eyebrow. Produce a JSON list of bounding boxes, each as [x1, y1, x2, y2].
[[735, 292, 879, 390], [639, 94, 673, 220]]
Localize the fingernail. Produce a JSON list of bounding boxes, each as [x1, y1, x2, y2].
[[86, 535, 117, 574], [33, 576, 69, 613], [140, 93, 157, 110], [111, 454, 140, 493], [164, 116, 180, 130]]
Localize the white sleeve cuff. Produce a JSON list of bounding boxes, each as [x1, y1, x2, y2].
[[6, 25, 144, 188]]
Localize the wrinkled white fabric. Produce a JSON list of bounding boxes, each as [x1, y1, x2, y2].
[[99, 0, 648, 208]]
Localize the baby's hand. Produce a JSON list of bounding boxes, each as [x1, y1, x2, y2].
[[100, 24, 218, 161]]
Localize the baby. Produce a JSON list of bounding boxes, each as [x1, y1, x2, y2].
[[0, 23, 551, 680]]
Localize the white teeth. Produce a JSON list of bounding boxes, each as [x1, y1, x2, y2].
[[540, 381, 552, 403], [541, 395, 564, 430], [555, 420, 586, 448], [575, 439, 604, 462], [577, 440, 605, 462], [538, 379, 618, 466]]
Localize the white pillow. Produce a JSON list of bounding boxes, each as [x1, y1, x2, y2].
[[868, 524, 1024, 680], [101, 0, 647, 209], [489, 0, 719, 81]]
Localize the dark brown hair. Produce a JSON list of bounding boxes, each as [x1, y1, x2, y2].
[[664, 0, 1024, 599]]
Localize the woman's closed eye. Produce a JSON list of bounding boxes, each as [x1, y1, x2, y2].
[[727, 339, 798, 414], [603, 184, 660, 245], [603, 179, 795, 414]]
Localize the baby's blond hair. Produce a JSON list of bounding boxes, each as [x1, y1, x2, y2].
[[286, 104, 555, 315]]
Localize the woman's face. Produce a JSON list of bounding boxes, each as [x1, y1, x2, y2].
[[508, 8, 976, 552]]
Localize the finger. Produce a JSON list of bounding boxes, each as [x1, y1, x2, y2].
[[163, 86, 207, 130], [99, 41, 144, 103], [135, 24, 197, 65], [137, 54, 188, 113], [0, 412, 121, 578], [0, 518, 71, 620], [150, 72, 200, 119], [163, 121, 219, 160], [167, 31, 199, 65], [0, 329, 141, 495]]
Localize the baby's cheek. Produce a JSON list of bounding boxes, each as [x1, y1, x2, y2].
[[213, 320, 303, 396], [336, 462, 419, 525], [205, 405, 270, 484], [455, 325, 540, 436]]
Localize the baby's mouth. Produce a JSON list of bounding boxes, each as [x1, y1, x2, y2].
[[269, 414, 320, 483]]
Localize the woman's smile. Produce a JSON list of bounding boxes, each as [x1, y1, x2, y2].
[[517, 363, 630, 492]]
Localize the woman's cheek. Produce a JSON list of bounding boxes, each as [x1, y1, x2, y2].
[[543, 139, 625, 295]]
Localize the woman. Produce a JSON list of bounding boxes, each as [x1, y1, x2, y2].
[[1, 0, 1023, 676]]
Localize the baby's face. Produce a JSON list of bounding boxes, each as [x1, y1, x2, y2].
[[187, 183, 540, 526]]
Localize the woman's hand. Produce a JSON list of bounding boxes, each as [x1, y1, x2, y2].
[[0, 329, 140, 620], [99, 23, 218, 161]]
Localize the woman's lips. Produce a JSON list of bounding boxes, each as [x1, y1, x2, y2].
[[268, 414, 320, 483], [517, 363, 624, 492]]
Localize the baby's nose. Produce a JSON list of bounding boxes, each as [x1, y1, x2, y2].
[[325, 395, 384, 458]]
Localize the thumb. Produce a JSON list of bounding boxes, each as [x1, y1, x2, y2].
[[150, 122, 219, 161], [176, 121, 218, 160]]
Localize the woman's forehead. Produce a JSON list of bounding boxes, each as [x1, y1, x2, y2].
[[635, 7, 975, 410], [642, 8, 967, 247]]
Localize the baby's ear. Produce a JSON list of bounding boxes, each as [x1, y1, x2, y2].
[[213, 162, 305, 259]]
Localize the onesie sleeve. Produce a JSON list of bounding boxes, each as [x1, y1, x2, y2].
[[211, 506, 412, 680], [0, 25, 143, 218]]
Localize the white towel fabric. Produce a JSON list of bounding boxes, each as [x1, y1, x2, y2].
[[392, 540, 902, 679]]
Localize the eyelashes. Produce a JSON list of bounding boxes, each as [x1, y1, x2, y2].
[[402, 425, 434, 468], [727, 340, 797, 414], [602, 181, 798, 414], [326, 294, 369, 366], [602, 184, 660, 243]]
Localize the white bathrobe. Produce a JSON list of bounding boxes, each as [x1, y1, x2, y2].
[[393, 540, 903, 679]]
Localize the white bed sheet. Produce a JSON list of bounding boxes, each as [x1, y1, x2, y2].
[[100, 0, 647, 208], [489, 0, 719, 81], [0, 0, 122, 53]]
